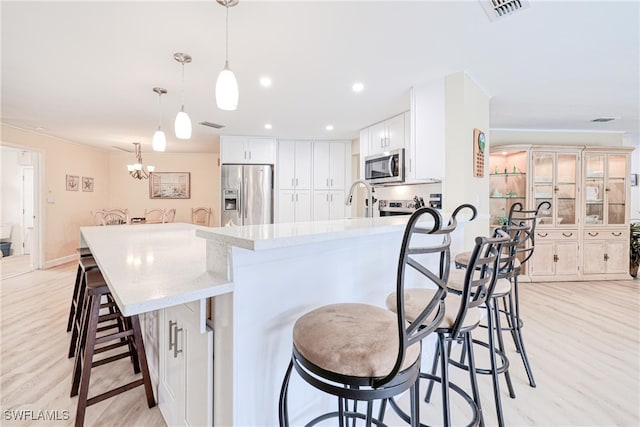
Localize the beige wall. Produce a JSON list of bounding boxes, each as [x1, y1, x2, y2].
[[108, 151, 219, 226], [1, 124, 219, 266], [1, 125, 110, 263]]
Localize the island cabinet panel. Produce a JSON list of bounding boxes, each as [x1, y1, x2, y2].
[[158, 301, 213, 427]]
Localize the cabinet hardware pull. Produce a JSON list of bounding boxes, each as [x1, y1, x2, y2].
[[244, 151, 247, 160], [248, 151, 252, 160], [173, 324, 183, 358], [605, 187, 609, 191], [296, 178, 298, 187], [562, 232, 573, 237], [326, 194, 329, 202], [588, 232, 598, 237], [604, 253, 609, 261], [330, 178, 333, 187], [612, 232, 622, 237], [326, 178, 329, 187], [553, 254, 558, 262], [291, 178, 294, 187], [169, 320, 176, 352], [330, 193, 333, 202], [291, 194, 294, 202], [537, 232, 548, 237], [296, 193, 299, 202]]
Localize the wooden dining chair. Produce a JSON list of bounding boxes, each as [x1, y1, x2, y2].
[[191, 207, 212, 226], [164, 208, 176, 223], [143, 209, 166, 224], [95, 209, 129, 226]]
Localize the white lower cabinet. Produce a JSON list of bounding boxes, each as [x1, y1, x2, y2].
[[583, 229, 629, 275], [278, 190, 312, 223], [313, 191, 345, 221], [158, 301, 213, 427], [529, 230, 579, 279]]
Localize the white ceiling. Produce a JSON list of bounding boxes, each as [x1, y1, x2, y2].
[[2, 1, 639, 154]]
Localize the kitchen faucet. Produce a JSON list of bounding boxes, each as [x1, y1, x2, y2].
[[345, 180, 375, 218]]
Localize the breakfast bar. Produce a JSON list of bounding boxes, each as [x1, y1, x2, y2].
[[80, 215, 467, 426]]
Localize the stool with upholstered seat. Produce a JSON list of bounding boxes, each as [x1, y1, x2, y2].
[[279, 207, 447, 427], [387, 225, 509, 427]]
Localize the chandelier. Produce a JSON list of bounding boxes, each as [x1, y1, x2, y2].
[[127, 142, 155, 180]]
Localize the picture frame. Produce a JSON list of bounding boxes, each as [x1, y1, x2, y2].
[[82, 177, 94, 192], [631, 173, 638, 187], [66, 174, 79, 191], [149, 172, 191, 199]]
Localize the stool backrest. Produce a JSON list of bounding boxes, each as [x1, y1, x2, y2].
[[436, 204, 478, 281], [452, 229, 510, 338], [377, 207, 445, 388], [508, 201, 551, 265]]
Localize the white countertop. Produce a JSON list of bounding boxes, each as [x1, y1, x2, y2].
[[80, 223, 232, 316], [196, 214, 440, 251]]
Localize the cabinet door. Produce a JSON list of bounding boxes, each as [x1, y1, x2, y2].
[[386, 114, 405, 151], [221, 136, 248, 164], [294, 190, 312, 223], [329, 142, 345, 190], [329, 191, 345, 220], [555, 153, 578, 226], [247, 137, 275, 164], [583, 240, 606, 274], [313, 143, 331, 190], [555, 241, 579, 276], [295, 141, 313, 190], [277, 141, 296, 190], [606, 154, 627, 226], [605, 239, 628, 274], [529, 241, 555, 276], [584, 154, 605, 227], [368, 121, 386, 154], [313, 191, 330, 221], [159, 307, 184, 426], [277, 191, 296, 224]]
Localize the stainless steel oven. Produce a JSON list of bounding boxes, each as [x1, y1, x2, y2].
[[378, 199, 416, 217], [364, 148, 404, 185]]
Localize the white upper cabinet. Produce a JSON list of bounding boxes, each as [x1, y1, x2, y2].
[[277, 140, 312, 190], [221, 136, 275, 164], [313, 141, 346, 190], [367, 113, 406, 156]]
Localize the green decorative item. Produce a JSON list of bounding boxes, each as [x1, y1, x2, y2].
[[513, 166, 517, 173], [494, 165, 499, 174], [497, 208, 509, 226]]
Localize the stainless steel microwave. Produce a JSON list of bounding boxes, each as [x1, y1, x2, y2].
[[365, 148, 405, 184]]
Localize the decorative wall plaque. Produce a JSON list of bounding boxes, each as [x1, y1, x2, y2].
[[473, 128, 485, 178]]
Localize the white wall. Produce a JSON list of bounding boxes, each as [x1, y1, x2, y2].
[[1, 147, 23, 255]]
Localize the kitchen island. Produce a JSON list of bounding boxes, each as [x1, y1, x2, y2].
[[80, 214, 468, 426]]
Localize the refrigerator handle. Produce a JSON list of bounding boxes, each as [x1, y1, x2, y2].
[[243, 180, 248, 219], [238, 185, 242, 221]]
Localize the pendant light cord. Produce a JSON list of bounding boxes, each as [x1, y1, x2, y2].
[[158, 92, 162, 130], [181, 63, 185, 108], [225, 3, 229, 63]]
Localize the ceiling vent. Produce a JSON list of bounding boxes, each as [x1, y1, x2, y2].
[[480, 0, 530, 21], [199, 121, 225, 129], [591, 117, 616, 123]]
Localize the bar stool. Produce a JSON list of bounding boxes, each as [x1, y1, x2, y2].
[[279, 207, 446, 427], [67, 248, 95, 333], [447, 224, 526, 427], [70, 269, 155, 427], [386, 228, 508, 427]]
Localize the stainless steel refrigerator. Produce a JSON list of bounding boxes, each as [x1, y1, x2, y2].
[[221, 164, 274, 226]]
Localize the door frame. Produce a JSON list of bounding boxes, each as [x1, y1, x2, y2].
[[1, 143, 43, 271]]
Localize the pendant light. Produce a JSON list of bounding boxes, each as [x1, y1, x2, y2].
[[173, 52, 192, 139], [152, 87, 167, 152], [215, 0, 239, 111]]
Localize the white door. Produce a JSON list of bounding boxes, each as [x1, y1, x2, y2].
[[295, 141, 313, 190], [221, 136, 248, 163], [313, 191, 330, 221], [294, 190, 312, 223], [22, 166, 34, 255], [277, 191, 296, 224], [277, 141, 296, 190], [247, 137, 275, 164], [329, 191, 346, 220]]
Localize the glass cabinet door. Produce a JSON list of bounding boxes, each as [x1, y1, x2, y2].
[[555, 153, 578, 226], [584, 153, 627, 226], [584, 154, 605, 225], [532, 152, 577, 227], [532, 153, 554, 225]]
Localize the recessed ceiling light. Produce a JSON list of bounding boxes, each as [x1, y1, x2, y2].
[[326, 125, 334, 131], [264, 123, 272, 130], [259, 77, 272, 87], [352, 82, 364, 93]]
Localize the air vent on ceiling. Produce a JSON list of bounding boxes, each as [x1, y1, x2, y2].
[[480, 0, 530, 22], [199, 121, 225, 129], [591, 117, 616, 123]]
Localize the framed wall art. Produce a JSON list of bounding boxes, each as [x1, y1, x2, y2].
[[66, 174, 79, 191], [82, 177, 94, 192], [149, 172, 191, 199]]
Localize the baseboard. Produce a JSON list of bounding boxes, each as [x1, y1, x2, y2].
[[44, 254, 77, 269]]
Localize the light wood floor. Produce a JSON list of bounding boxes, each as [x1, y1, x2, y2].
[[0, 255, 33, 280], [1, 263, 639, 426]]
